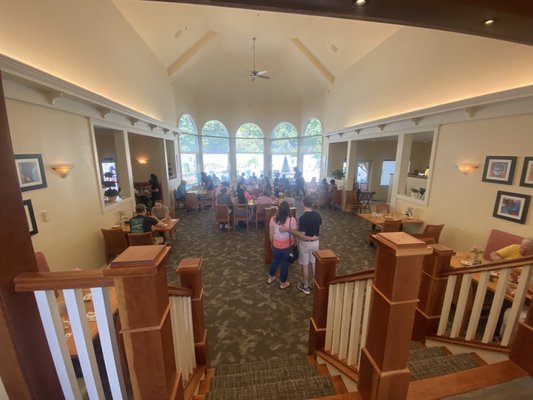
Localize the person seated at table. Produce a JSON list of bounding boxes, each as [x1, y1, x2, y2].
[[201, 172, 214, 191], [151, 200, 171, 244], [211, 173, 221, 187], [307, 177, 318, 191], [216, 186, 233, 230], [129, 203, 166, 235], [489, 237, 533, 261], [263, 176, 272, 196], [284, 188, 296, 207], [257, 190, 273, 208], [175, 180, 187, 203]]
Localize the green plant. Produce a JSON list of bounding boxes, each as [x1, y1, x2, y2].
[[331, 169, 345, 180], [104, 188, 119, 197]]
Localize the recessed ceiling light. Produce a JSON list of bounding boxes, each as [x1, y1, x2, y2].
[[354, 0, 366, 6], [484, 19, 496, 26]]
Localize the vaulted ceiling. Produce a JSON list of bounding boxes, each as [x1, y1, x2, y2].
[[113, 0, 533, 104]]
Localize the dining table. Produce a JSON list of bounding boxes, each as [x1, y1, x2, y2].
[[120, 218, 179, 239], [357, 213, 424, 230]]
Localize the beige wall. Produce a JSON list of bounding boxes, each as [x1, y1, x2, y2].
[[8, 99, 133, 271], [396, 113, 533, 251], [0, 0, 176, 124]]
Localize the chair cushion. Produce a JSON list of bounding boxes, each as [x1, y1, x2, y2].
[[483, 229, 523, 260]]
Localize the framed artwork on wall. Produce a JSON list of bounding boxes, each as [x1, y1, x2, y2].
[[481, 156, 517, 185], [519, 156, 533, 188], [15, 154, 47, 192], [492, 190, 530, 224], [23, 199, 38, 235]]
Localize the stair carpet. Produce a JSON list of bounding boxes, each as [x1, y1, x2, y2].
[[199, 357, 339, 400]]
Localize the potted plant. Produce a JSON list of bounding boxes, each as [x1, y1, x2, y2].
[[104, 188, 119, 202], [331, 169, 345, 180]]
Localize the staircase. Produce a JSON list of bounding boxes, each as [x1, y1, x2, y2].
[[194, 356, 345, 400]]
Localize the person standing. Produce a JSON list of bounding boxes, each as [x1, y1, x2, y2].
[[281, 195, 322, 295], [149, 173, 161, 202], [267, 201, 297, 289]]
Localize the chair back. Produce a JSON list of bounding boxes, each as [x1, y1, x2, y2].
[[318, 190, 329, 208], [375, 204, 390, 214], [127, 232, 154, 246], [331, 189, 342, 209], [185, 193, 199, 210], [233, 203, 249, 231], [101, 229, 128, 262], [215, 204, 230, 225], [422, 224, 445, 243], [381, 219, 403, 232], [35, 251, 51, 272]]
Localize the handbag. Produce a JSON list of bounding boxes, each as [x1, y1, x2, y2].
[[288, 218, 299, 264]]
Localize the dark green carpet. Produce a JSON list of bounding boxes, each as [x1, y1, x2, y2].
[[166, 204, 375, 367]]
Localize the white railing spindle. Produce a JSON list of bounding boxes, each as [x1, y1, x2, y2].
[[338, 282, 354, 361], [359, 280, 372, 352], [501, 265, 531, 346], [482, 269, 510, 343], [438, 275, 457, 335], [347, 281, 363, 366], [450, 273, 472, 338], [324, 284, 336, 353], [464, 272, 490, 341], [331, 283, 344, 357]]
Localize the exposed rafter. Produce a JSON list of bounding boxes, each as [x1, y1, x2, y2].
[[167, 30, 218, 77], [291, 38, 334, 85]]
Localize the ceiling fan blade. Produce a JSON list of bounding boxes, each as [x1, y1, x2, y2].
[[256, 70, 268, 76], [257, 75, 270, 79]]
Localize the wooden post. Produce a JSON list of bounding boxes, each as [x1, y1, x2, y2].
[[0, 72, 63, 398], [509, 298, 533, 375], [412, 244, 454, 342], [105, 245, 183, 400], [264, 206, 277, 264], [309, 250, 339, 355], [358, 232, 432, 400], [176, 258, 208, 366]]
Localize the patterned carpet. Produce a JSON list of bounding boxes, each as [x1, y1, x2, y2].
[[165, 203, 375, 367]]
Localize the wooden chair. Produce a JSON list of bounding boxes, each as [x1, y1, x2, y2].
[[368, 219, 402, 245], [215, 204, 231, 230], [330, 189, 342, 210], [374, 204, 390, 214], [343, 190, 355, 212], [318, 190, 329, 209], [101, 229, 128, 263], [255, 203, 268, 230], [35, 251, 51, 272], [233, 204, 249, 231], [413, 224, 445, 244], [352, 191, 375, 214], [127, 232, 154, 246], [185, 193, 199, 211], [200, 190, 214, 208]]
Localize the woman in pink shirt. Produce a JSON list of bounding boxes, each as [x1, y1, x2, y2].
[[267, 201, 297, 289]]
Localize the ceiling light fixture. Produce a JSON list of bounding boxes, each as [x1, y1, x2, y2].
[[354, 0, 367, 6], [484, 19, 496, 26]]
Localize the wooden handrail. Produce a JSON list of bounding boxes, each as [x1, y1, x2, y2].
[[15, 269, 114, 292], [442, 256, 533, 277], [167, 285, 193, 297], [328, 269, 375, 285]]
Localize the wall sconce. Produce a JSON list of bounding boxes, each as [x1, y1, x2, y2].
[[456, 163, 479, 175], [137, 157, 149, 165], [51, 164, 75, 178]]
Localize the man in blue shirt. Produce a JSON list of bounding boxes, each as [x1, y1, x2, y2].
[[129, 204, 166, 234]]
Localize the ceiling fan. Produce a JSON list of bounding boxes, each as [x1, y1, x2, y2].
[[242, 37, 270, 82]]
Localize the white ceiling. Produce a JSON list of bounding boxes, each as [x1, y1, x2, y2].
[[113, 1, 400, 103]]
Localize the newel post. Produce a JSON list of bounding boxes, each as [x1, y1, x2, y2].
[[308, 249, 339, 355], [264, 206, 277, 264], [176, 257, 208, 366], [509, 297, 533, 375], [358, 232, 432, 400], [105, 245, 183, 400], [412, 244, 454, 342]]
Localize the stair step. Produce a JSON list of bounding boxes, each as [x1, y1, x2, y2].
[[206, 375, 336, 400], [210, 363, 320, 390], [408, 352, 482, 381], [408, 346, 450, 362], [214, 356, 308, 376]]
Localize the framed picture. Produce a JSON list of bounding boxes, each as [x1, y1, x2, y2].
[[492, 191, 530, 224], [519, 157, 533, 188], [481, 156, 516, 185], [23, 199, 38, 235], [15, 154, 47, 192]]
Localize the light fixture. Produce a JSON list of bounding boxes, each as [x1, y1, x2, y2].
[[484, 18, 496, 26], [51, 164, 75, 178], [456, 163, 479, 175], [137, 157, 149, 165], [354, 0, 366, 5]]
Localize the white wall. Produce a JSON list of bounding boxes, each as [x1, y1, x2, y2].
[[0, 0, 176, 124], [396, 113, 533, 251]]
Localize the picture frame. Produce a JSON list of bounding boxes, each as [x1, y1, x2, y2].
[[15, 154, 47, 192], [519, 156, 533, 188], [492, 190, 530, 224], [23, 199, 38, 235], [481, 156, 517, 185]]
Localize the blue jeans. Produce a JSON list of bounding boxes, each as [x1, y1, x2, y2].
[[269, 247, 290, 283]]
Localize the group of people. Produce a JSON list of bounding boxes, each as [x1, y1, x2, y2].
[[267, 196, 322, 294], [128, 199, 172, 245]]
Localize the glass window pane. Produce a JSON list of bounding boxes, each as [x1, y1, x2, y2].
[[303, 154, 321, 182], [301, 136, 322, 153], [304, 118, 323, 136], [178, 114, 196, 134], [271, 138, 297, 154], [180, 133, 197, 153], [202, 120, 229, 137], [272, 122, 297, 139], [181, 153, 198, 186], [236, 154, 264, 178], [381, 160, 395, 186], [203, 154, 230, 182], [236, 123, 263, 139], [202, 136, 229, 153], [272, 154, 297, 177]]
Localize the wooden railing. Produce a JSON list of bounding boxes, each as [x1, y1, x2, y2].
[[14, 270, 127, 399], [437, 257, 532, 348], [324, 270, 374, 368]]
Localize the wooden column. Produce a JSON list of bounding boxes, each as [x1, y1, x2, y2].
[[263, 206, 277, 264], [509, 298, 533, 375], [176, 257, 208, 366], [105, 245, 183, 400], [412, 244, 454, 342], [308, 249, 339, 355], [0, 72, 63, 398], [358, 232, 432, 400]]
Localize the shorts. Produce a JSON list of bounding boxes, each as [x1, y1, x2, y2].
[[298, 240, 319, 266]]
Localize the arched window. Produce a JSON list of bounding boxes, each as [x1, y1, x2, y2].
[[178, 114, 199, 186], [201, 120, 229, 183], [236, 123, 264, 180], [301, 118, 323, 181], [271, 122, 297, 178]]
